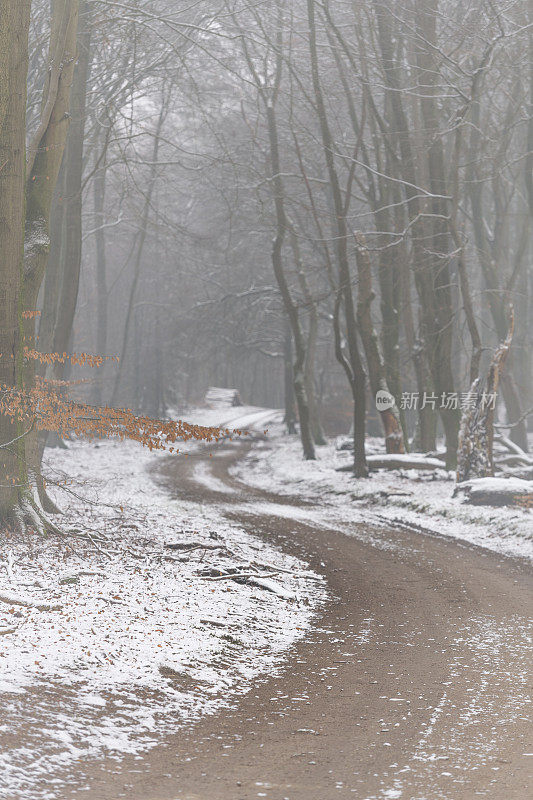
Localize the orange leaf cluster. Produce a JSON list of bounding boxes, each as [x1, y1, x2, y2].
[[35, 375, 90, 388], [0, 384, 232, 451], [22, 348, 120, 368]]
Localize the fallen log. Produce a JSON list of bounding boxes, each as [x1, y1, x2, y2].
[[337, 454, 446, 472], [454, 477, 533, 507]]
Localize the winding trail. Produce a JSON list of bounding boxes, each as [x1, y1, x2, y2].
[[82, 436, 532, 800]]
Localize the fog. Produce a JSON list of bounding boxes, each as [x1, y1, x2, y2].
[[2, 0, 533, 487]]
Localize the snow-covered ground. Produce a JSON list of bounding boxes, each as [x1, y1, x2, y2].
[[0, 415, 324, 798], [232, 423, 533, 563], [1, 399, 531, 798]]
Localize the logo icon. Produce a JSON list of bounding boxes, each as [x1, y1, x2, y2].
[[375, 390, 395, 411]]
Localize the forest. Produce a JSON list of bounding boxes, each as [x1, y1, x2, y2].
[[0, 2, 532, 799]]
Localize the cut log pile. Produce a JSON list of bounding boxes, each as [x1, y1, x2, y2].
[[205, 387, 242, 408]]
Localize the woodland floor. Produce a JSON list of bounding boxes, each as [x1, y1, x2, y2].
[[0, 416, 532, 800]]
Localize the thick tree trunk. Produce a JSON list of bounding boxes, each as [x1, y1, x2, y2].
[[21, 0, 80, 530], [37, 1, 91, 466], [0, 0, 31, 522], [39, 164, 66, 363], [51, 0, 92, 381]]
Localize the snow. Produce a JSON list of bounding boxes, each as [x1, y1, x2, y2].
[[468, 476, 532, 491], [192, 461, 237, 494], [455, 476, 533, 496], [0, 428, 324, 798], [172, 402, 283, 435], [232, 425, 533, 562], [1, 402, 530, 797]]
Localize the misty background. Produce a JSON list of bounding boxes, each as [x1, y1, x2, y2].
[[31, 0, 532, 450]]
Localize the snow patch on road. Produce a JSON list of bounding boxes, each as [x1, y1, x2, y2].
[[192, 461, 238, 494]]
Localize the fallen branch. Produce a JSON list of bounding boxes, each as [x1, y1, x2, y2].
[[495, 454, 533, 468], [247, 576, 296, 599], [251, 560, 324, 581], [96, 594, 126, 606], [201, 571, 278, 582], [200, 569, 296, 599], [0, 591, 61, 611], [495, 434, 532, 461], [494, 405, 533, 430], [165, 541, 226, 552]]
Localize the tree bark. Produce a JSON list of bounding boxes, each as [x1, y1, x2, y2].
[[307, 0, 368, 475], [354, 234, 405, 453], [0, 0, 32, 521], [51, 0, 92, 381], [413, 0, 460, 462], [373, 0, 457, 465], [283, 318, 297, 434], [265, 103, 315, 460], [21, 0, 80, 528], [289, 227, 327, 445]]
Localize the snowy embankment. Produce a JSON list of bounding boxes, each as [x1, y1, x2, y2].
[[0, 409, 323, 797], [232, 423, 533, 562]]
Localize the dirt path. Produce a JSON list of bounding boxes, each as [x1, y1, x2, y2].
[[80, 439, 532, 800]]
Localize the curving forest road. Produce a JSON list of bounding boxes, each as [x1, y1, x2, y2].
[[83, 437, 532, 800]]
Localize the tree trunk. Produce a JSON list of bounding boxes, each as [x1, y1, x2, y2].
[[265, 103, 315, 460], [93, 147, 108, 405], [373, 0, 457, 464], [283, 318, 297, 434], [354, 234, 405, 453], [413, 0, 460, 463], [51, 0, 92, 382], [289, 227, 326, 445], [0, 0, 31, 522], [305, 304, 327, 445], [307, 0, 367, 475], [21, 0, 80, 529], [38, 163, 66, 364], [457, 313, 514, 483]]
